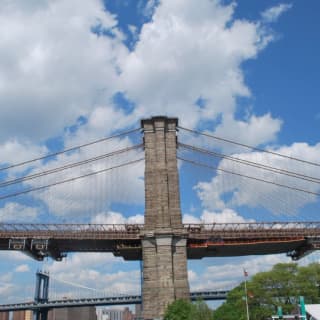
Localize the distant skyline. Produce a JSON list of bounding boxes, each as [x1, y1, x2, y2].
[[0, 0, 319, 305]]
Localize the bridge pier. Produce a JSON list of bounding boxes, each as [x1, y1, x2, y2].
[[34, 271, 49, 320], [141, 117, 189, 319], [142, 236, 189, 318]]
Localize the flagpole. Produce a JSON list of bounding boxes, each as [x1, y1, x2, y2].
[[244, 270, 250, 320]]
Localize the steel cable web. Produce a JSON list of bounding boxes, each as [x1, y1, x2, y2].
[[46, 273, 141, 300], [0, 151, 144, 200], [0, 127, 140, 172], [177, 128, 320, 220], [0, 128, 145, 222]]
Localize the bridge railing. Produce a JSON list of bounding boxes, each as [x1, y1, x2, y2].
[[184, 222, 320, 239], [2, 222, 320, 240], [184, 222, 320, 230], [0, 224, 143, 239], [0, 290, 229, 311]]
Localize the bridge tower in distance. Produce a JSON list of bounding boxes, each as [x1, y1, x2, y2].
[[141, 116, 190, 319]]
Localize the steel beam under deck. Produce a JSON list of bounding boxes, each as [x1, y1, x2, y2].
[[185, 222, 320, 260], [1, 223, 320, 261], [0, 223, 142, 261]]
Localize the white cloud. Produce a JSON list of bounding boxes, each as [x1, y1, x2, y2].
[[261, 3, 292, 23], [195, 142, 320, 215], [23, 138, 145, 219], [213, 113, 282, 153], [141, 0, 159, 18], [92, 211, 144, 225], [47, 253, 140, 298], [0, 272, 13, 283], [183, 214, 202, 224], [0, 139, 47, 169], [183, 208, 254, 224], [0, 0, 127, 143], [0, 283, 15, 297], [119, 0, 274, 129], [189, 254, 291, 291], [0, 0, 287, 221], [14, 264, 30, 273], [190, 251, 320, 292], [49, 253, 121, 274], [0, 0, 304, 305], [188, 269, 198, 283], [0, 202, 39, 222], [201, 209, 254, 223], [0, 251, 29, 261]]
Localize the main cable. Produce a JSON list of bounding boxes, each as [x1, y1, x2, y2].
[[0, 158, 144, 201], [0, 144, 143, 188], [178, 142, 320, 184], [179, 126, 320, 167], [178, 156, 320, 197], [0, 128, 140, 172]]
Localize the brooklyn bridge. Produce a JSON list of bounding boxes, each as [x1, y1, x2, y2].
[[0, 116, 320, 319]]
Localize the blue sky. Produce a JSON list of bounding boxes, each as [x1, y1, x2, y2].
[[0, 0, 320, 307]]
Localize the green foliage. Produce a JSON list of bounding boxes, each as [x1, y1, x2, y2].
[[164, 299, 214, 320], [164, 299, 194, 320], [213, 262, 320, 320], [193, 300, 215, 320]]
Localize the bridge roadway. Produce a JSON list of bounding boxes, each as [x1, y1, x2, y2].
[[1, 222, 320, 261], [0, 290, 229, 312]]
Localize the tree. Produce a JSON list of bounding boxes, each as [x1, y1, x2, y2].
[[164, 299, 195, 320], [295, 263, 320, 304], [213, 262, 320, 320], [193, 300, 215, 320], [164, 299, 214, 320]]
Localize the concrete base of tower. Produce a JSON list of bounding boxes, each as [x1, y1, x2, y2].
[[142, 235, 190, 319]]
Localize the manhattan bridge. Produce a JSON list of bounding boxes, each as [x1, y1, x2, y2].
[[0, 116, 320, 319]]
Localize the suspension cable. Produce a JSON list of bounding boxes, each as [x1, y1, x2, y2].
[[178, 156, 320, 197], [0, 158, 144, 201], [178, 142, 320, 184], [178, 126, 320, 167], [0, 128, 140, 172], [50, 275, 106, 293], [0, 144, 143, 188]]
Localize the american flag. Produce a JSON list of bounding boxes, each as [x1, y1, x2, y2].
[[243, 269, 248, 277]]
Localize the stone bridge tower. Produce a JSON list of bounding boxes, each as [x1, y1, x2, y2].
[[141, 116, 190, 319]]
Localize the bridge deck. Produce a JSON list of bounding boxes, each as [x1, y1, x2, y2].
[[0, 290, 230, 311], [0, 223, 320, 260]]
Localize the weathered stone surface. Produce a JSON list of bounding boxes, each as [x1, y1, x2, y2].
[[141, 116, 190, 319]]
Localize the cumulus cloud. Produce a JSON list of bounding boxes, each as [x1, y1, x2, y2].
[[0, 139, 47, 170], [91, 211, 144, 224], [0, 202, 39, 222], [21, 136, 145, 219], [183, 208, 254, 224], [119, 0, 275, 129], [0, 0, 286, 219], [189, 254, 291, 291], [47, 252, 140, 298], [195, 142, 320, 215], [213, 113, 282, 153], [0, 0, 305, 304], [190, 250, 320, 292], [0, 0, 127, 143], [261, 3, 293, 23]]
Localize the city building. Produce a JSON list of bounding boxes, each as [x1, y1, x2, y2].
[[134, 304, 142, 319], [48, 306, 97, 320], [0, 312, 9, 320], [12, 310, 32, 320], [96, 307, 134, 320]]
